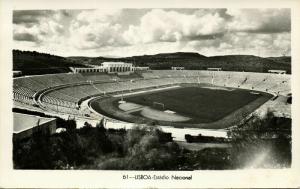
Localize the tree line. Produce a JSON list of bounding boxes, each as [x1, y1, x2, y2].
[[13, 111, 291, 170]]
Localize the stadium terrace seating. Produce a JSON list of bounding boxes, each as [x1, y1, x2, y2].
[[227, 73, 248, 88], [13, 100, 41, 111], [93, 82, 117, 93], [56, 73, 87, 83], [268, 80, 291, 95], [81, 73, 116, 82], [167, 76, 185, 84], [14, 77, 44, 92], [43, 73, 86, 85], [13, 70, 291, 118], [13, 73, 88, 93], [212, 73, 227, 86], [13, 84, 36, 105], [13, 86, 35, 98], [252, 76, 270, 90], [223, 74, 233, 87], [45, 84, 102, 101], [52, 88, 84, 100], [46, 91, 79, 103], [13, 96, 35, 106], [42, 102, 80, 115]]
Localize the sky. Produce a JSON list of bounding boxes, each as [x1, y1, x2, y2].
[[13, 8, 291, 57]]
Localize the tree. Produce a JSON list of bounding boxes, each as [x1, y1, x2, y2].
[[66, 119, 76, 131], [228, 110, 291, 169]]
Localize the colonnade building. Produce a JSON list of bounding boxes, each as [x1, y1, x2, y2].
[[101, 62, 133, 74], [71, 62, 135, 74], [70, 67, 107, 73]]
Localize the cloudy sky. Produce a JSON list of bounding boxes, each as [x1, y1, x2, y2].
[[13, 8, 291, 57]]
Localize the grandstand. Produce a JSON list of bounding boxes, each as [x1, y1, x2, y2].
[[13, 70, 291, 138]]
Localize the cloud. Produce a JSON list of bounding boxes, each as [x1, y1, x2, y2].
[[13, 20, 64, 44], [13, 10, 66, 45], [13, 33, 38, 42], [69, 9, 127, 50], [226, 9, 290, 33], [13, 24, 41, 43], [180, 32, 291, 57], [76, 9, 122, 24], [13, 9, 291, 57], [70, 23, 125, 49], [123, 9, 227, 44], [13, 10, 55, 26], [122, 9, 290, 46]]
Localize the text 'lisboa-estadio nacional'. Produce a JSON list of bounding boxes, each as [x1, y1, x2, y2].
[[123, 174, 192, 180]]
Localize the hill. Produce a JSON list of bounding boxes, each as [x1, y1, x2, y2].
[[266, 56, 291, 65], [13, 50, 88, 75], [13, 50, 291, 75], [69, 52, 291, 73], [207, 55, 290, 73]]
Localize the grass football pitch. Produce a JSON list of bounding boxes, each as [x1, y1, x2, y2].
[[124, 86, 269, 123]]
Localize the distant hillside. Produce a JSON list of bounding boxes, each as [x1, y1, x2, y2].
[[207, 55, 290, 73], [69, 52, 291, 73], [266, 56, 291, 65], [13, 50, 88, 75], [13, 50, 291, 75]]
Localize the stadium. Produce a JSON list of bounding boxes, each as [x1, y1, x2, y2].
[[13, 63, 291, 141], [8, 7, 293, 172]]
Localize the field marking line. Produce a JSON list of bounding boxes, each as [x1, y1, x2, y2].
[[112, 85, 181, 97]]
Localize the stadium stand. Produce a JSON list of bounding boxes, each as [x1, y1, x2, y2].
[[13, 71, 291, 119]]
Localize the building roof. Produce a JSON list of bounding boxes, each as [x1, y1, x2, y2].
[[13, 113, 56, 133], [268, 70, 286, 72], [102, 62, 132, 66], [74, 67, 105, 70]]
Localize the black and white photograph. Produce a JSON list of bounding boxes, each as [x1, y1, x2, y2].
[[1, 0, 300, 188], [11, 7, 292, 170]]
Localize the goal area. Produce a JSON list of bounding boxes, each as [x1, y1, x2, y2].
[[152, 101, 165, 110]]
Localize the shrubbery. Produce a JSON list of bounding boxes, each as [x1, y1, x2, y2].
[[13, 121, 182, 170], [13, 111, 291, 170], [92, 127, 181, 170], [228, 111, 291, 169]]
